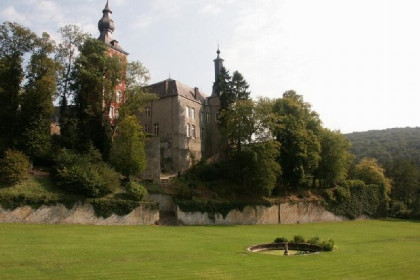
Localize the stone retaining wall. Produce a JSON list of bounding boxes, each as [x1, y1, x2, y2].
[[0, 202, 159, 225], [177, 201, 348, 225]]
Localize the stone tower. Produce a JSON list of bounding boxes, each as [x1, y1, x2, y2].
[[207, 48, 224, 158], [97, 0, 128, 121], [211, 47, 224, 96]]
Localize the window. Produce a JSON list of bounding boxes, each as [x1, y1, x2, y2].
[[109, 106, 114, 118], [145, 106, 151, 118], [116, 90, 122, 103], [191, 108, 195, 120], [192, 125, 196, 138], [186, 106, 190, 118], [200, 111, 204, 123], [144, 124, 149, 133], [206, 112, 210, 123], [186, 123, 190, 138], [154, 123, 159, 136]]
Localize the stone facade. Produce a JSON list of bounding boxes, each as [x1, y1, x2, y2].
[[140, 66, 225, 173]]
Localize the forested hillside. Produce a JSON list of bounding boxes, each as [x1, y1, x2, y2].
[[346, 127, 420, 166]]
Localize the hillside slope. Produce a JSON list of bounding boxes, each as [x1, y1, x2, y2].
[[345, 127, 420, 166]]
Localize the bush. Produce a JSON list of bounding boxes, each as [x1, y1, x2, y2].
[[53, 149, 120, 197], [319, 239, 335, 251], [293, 235, 305, 243], [125, 180, 147, 201], [0, 150, 31, 186], [89, 198, 140, 218], [307, 236, 320, 244], [274, 237, 288, 243]]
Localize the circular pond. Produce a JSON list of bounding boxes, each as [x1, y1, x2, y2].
[[247, 242, 322, 256]]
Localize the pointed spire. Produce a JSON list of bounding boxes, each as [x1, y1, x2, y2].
[[103, 0, 112, 13]]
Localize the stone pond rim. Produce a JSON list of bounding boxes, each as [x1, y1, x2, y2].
[[247, 242, 323, 255]]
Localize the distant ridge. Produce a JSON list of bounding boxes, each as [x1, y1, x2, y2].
[[345, 127, 420, 166]]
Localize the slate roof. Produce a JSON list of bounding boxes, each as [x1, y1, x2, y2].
[[146, 79, 207, 104]]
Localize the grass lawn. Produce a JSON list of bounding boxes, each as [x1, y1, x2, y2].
[[0, 220, 419, 279]]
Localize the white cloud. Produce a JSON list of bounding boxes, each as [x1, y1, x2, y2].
[[1, 6, 30, 25]]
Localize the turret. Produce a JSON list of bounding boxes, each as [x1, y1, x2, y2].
[[212, 47, 224, 96], [97, 0, 128, 55]]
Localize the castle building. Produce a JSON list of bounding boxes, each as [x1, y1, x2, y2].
[[95, 1, 224, 178]]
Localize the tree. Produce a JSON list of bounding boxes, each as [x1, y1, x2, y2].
[[110, 115, 146, 178], [55, 25, 88, 149], [352, 157, 392, 211], [0, 22, 37, 152], [117, 60, 155, 124], [315, 129, 354, 187], [386, 159, 420, 209], [71, 37, 123, 159], [219, 99, 255, 153], [272, 91, 322, 188], [19, 32, 57, 162]]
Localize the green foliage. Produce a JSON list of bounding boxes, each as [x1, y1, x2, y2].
[[0, 150, 30, 186], [124, 179, 148, 201], [293, 235, 305, 243], [307, 236, 320, 245], [88, 198, 140, 218], [352, 158, 391, 211], [274, 237, 288, 243], [110, 115, 146, 178], [219, 99, 255, 153], [0, 22, 38, 153], [324, 180, 387, 218], [273, 235, 334, 252], [0, 177, 77, 210], [53, 149, 120, 197], [346, 127, 420, 167], [272, 91, 322, 187], [315, 129, 354, 187], [319, 239, 335, 251], [72, 37, 122, 158]]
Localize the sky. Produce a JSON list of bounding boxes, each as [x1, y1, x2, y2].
[[1, 0, 419, 133]]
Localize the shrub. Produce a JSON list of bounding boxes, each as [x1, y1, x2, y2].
[[293, 235, 305, 243], [319, 239, 335, 251], [125, 180, 147, 201], [307, 236, 320, 244], [274, 237, 288, 243], [0, 150, 31, 186], [53, 149, 120, 197], [89, 198, 140, 218]]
